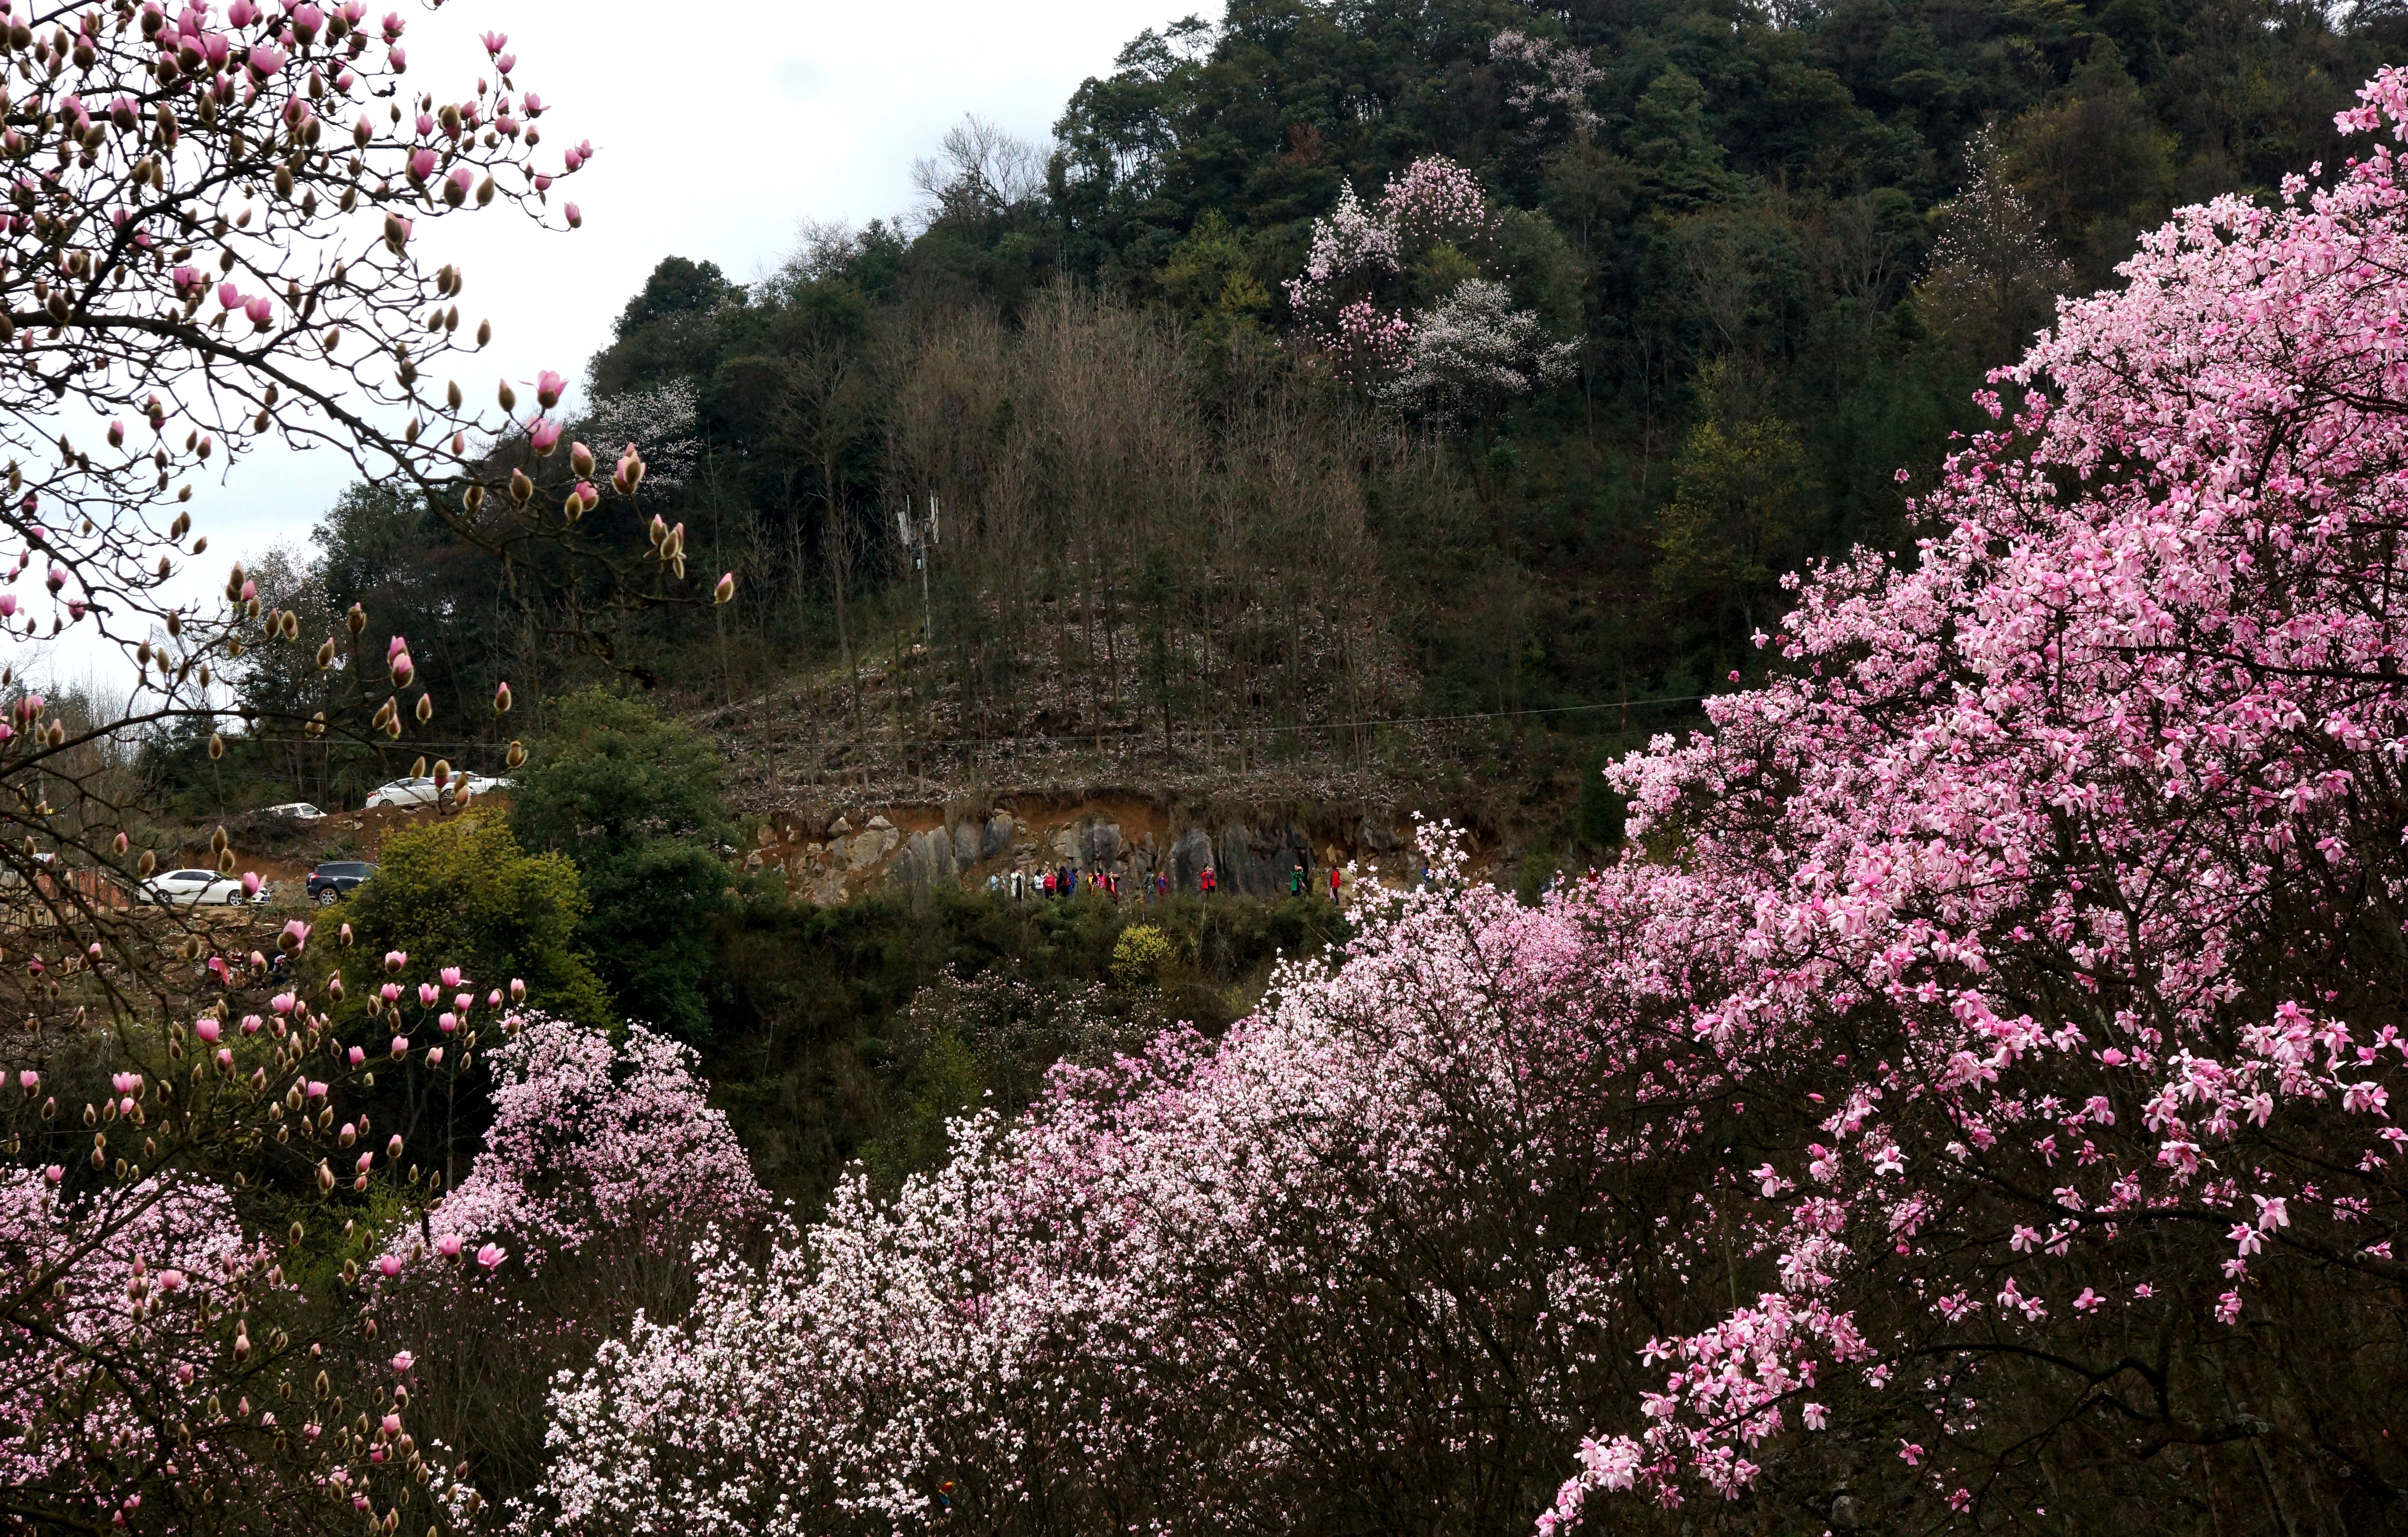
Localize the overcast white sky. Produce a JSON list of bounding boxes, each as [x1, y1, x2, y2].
[[39, 0, 1198, 692]]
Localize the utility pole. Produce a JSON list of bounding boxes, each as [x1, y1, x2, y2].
[[897, 493, 940, 648]]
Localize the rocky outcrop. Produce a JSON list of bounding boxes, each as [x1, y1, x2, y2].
[[1215, 824, 1315, 897], [760, 794, 1417, 903], [1169, 826, 1215, 891], [892, 827, 958, 887]]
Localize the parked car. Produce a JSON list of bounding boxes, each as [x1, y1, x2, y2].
[[262, 802, 325, 820], [304, 860, 378, 907], [141, 869, 264, 907], [460, 774, 517, 797], [364, 777, 440, 809]]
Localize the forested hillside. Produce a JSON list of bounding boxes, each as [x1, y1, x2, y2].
[[174, 0, 2396, 834]]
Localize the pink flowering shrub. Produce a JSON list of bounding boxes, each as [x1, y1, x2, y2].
[[0, 941, 508, 1531], [1379, 153, 1497, 241], [1325, 296, 1416, 383], [1546, 65, 2408, 1529], [527, 840, 1754, 1533], [379, 1015, 768, 1503], [0, 1172, 261, 1510], [412, 1014, 766, 1272]]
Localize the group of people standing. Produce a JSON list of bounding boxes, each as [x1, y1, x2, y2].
[[991, 865, 1138, 901], [984, 858, 1344, 903]]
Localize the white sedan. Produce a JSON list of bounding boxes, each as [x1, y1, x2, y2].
[[142, 869, 266, 907], [263, 802, 325, 821], [364, 777, 441, 810]]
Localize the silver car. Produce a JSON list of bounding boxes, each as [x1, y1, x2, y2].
[[142, 869, 266, 907], [364, 777, 441, 810]]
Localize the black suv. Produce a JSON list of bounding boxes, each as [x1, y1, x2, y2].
[[304, 860, 378, 907]]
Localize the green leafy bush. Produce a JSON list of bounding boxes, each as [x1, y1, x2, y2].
[[336, 812, 611, 1026]]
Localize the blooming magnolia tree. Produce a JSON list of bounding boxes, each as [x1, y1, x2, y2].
[[1283, 155, 1569, 423], [0, 938, 519, 1531], [529, 67, 2408, 1537], [1376, 278, 1575, 425], [1541, 67, 2408, 1530], [0, 1, 735, 1527], [1489, 29, 1601, 140], [375, 1014, 768, 1506]]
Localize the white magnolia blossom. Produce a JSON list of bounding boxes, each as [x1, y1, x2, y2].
[[1378, 280, 1577, 426], [577, 378, 703, 492], [1491, 29, 1604, 135]]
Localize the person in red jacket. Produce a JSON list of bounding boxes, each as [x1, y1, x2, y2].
[[1328, 866, 1343, 900]]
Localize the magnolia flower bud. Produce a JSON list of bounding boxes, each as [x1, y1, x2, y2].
[[493, 681, 512, 714]]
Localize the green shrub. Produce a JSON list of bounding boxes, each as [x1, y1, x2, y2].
[[334, 812, 612, 1026]]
